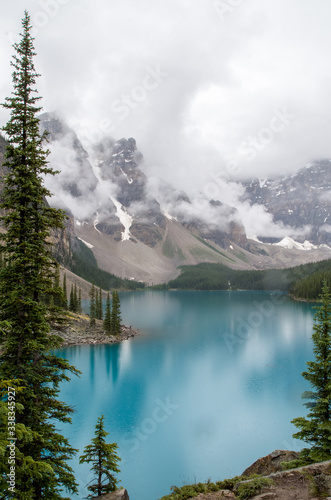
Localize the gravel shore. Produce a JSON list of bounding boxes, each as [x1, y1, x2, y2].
[[50, 312, 140, 348]]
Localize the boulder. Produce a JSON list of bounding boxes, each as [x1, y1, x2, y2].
[[95, 489, 130, 500], [242, 450, 300, 476]]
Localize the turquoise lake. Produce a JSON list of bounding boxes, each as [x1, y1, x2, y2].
[[56, 291, 316, 500]]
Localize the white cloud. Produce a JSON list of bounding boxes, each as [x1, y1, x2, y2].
[[1, 0, 331, 236]]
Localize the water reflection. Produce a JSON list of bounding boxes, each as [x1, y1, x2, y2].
[[57, 291, 315, 500]]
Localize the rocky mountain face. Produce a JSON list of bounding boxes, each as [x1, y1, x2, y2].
[[1, 115, 331, 283], [243, 160, 331, 245], [39, 113, 247, 252]]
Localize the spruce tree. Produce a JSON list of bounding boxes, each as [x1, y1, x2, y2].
[[111, 290, 121, 335], [98, 287, 103, 320], [73, 283, 78, 312], [103, 292, 111, 334], [95, 285, 100, 320], [62, 272, 68, 309], [79, 415, 121, 498], [90, 283, 96, 327], [0, 11, 79, 498], [292, 281, 331, 463], [78, 287, 82, 313], [69, 283, 74, 312]]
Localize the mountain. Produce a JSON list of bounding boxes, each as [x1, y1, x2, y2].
[[35, 113, 331, 284], [2, 115, 331, 285], [243, 160, 331, 245]]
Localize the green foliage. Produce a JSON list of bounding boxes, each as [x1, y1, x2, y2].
[[158, 475, 261, 500], [289, 262, 331, 299], [0, 12, 79, 498], [111, 290, 121, 335], [235, 477, 274, 499], [95, 287, 103, 320], [62, 273, 68, 309], [79, 414, 121, 499], [291, 281, 331, 462], [89, 283, 96, 327], [103, 292, 112, 334], [167, 263, 291, 291], [281, 455, 313, 470], [308, 472, 331, 497], [164, 258, 331, 294]]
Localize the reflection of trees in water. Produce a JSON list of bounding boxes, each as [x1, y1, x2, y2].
[[105, 344, 120, 384]]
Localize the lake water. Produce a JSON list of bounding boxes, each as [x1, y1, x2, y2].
[[56, 291, 316, 500]]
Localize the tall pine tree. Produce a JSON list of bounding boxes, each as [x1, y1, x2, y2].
[[79, 415, 121, 498], [0, 11, 79, 499], [89, 283, 96, 327], [62, 272, 68, 309], [292, 281, 331, 463], [103, 292, 111, 334], [111, 290, 121, 335]]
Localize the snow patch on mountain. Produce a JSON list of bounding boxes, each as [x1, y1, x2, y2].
[[120, 167, 133, 184], [110, 196, 133, 241], [77, 237, 94, 249], [275, 236, 318, 251], [163, 211, 177, 221]]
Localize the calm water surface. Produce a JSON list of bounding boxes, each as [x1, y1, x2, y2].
[[56, 291, 315, 500]]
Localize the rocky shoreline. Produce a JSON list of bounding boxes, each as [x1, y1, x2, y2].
[[50, 312, 140, 348]]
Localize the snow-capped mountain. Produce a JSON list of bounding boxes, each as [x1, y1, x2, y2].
[[2, 113, 331, 283], [243, 161, 331, 245]]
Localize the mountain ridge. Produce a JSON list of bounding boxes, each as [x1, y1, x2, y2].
[[2, 114, 331, 284]]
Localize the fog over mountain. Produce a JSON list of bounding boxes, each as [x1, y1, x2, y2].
[[1, 1, 331, 242]]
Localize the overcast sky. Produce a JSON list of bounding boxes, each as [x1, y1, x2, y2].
[[1, 0, 331, 193]]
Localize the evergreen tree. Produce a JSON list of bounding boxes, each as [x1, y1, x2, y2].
[[0, 12, 79, 498], [98, 287, 103, 320], [78, 287, 82, 313], [111, 290, 121, 335], [90, 283, 96, 326], [79, 415, 121, 498], [103, 292, 111, 334], [95, 285, 100, 320], [73, 283, 78, 312], [69, 283, 74, 312], [62, 272, 68, 309], [292, 281, 331, 462]]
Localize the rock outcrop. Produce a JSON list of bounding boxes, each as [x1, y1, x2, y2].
[[243, 161, 331, 245], [242, 449, 300, 476], [96, 489, 129, 500]]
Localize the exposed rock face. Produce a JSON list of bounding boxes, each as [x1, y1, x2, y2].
[[242, 450, 300, 476], [243, 161, 331, 245], [39, 114, 249, 250], [96, 489, 129, 500], [94, 136, 167, 247]]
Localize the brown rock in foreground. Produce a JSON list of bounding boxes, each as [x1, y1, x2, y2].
[[96, 489, 129, 500], [184, 452, 331, 500], [242, 449, 300, 476]]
